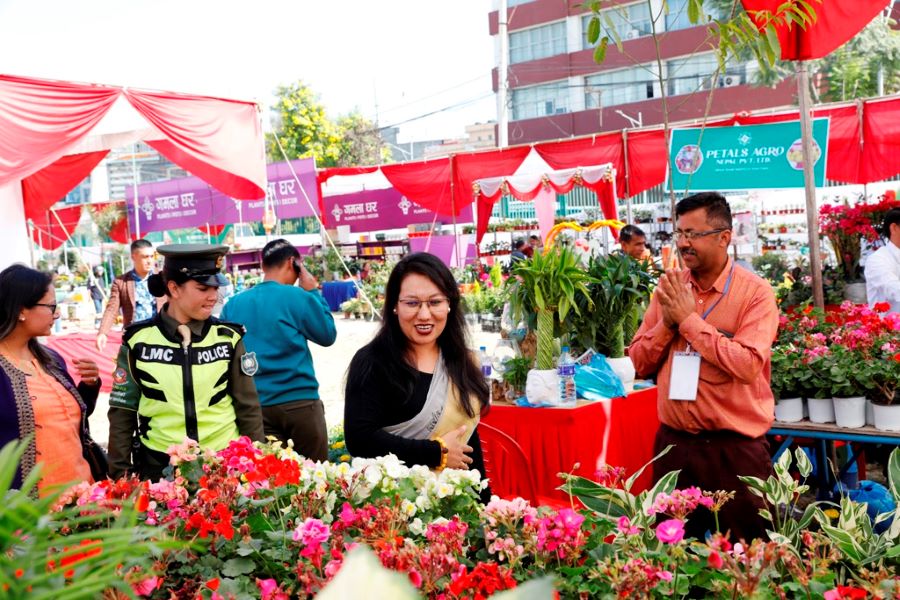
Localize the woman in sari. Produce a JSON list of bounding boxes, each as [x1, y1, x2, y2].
[[344, 253, 490, 495]]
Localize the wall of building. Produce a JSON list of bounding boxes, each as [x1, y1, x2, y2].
[[490, 0, 796, 144]]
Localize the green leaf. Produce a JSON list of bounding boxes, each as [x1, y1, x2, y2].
[[625, 444, 673, 491], [642, 470, 680, 516], [221, 557, 257, 578], [888, 448, 900, 502], [587, 16, 601, 45], [593, 36, 609, 64]]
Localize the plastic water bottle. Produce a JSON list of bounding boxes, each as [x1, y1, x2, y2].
[[479, 346, 493, 404], [557, 346, 577, 407]]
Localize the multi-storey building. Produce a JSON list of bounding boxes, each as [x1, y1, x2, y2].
[[422, 121, 498, 158], [489, 0, 797, 145], [105, 142, 187, 201]]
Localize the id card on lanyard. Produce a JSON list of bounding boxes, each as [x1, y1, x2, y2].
[[669, 263, 735, 401]]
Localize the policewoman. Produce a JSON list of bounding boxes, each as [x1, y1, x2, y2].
[[107, 244, 264, 480]]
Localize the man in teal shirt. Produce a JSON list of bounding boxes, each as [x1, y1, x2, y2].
[[222, 239, 337, 461]]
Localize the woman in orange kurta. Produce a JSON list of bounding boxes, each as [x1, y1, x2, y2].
[[0, 265, 105, 496]]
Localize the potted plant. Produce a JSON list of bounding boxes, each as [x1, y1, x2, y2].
[[770, 347, 804, 422], [340, 299, 355, 319], [568, 253, 654, 393], [820, 346, 867, 428], [863, 333, 900, 431], [506, 245, 594, 405], [501, 356, 532, 400]]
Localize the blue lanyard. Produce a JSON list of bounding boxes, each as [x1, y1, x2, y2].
[[700, 262, 735, 321]]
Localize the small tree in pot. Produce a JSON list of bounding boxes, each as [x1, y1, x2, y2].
[[570, 253, 654, 360], [506, 245, 594, 403]]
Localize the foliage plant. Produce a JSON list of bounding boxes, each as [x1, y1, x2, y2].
[[506, 245, 594, 370], [0, 440, 181, 599], [24, 435, 900, 598], [569, 253, 655, 358], [501, 356, 532, 396]]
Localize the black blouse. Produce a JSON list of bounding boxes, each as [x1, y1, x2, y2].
[[344, 357, 487, 485]]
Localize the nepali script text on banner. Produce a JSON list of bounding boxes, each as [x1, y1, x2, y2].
[[324, 187, 474, 233], [668, 119, 829, 192], [126, 158, 319, 235]]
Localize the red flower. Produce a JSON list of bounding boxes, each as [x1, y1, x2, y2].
[[707, 551, 724, 569], [205, 578, 220, 591], [894, 352, 900, 363], [874, 302, 891, 313], [824, 586, 868, 600]]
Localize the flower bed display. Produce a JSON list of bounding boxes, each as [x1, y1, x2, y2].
[[9, 438, 898, 598], [773, 303, 900, 415]]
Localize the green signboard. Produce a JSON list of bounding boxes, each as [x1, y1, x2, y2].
[[668, 119, 829, 191]]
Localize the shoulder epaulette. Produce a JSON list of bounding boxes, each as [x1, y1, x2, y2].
[[210, 317, 246, 338], [121, 318, 157, 343]]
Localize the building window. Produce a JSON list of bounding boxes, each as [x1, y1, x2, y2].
[[665, 0, 723, 31], [509, 21, 567, 64], [582, 2, 653, 49], [667, 53, 753, 96], [585, 66, 656, 108], [511, 81, 570, 120]]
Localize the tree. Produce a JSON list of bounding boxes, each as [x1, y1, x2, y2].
[[335, 112, 392, 167], [268, 81, 391, 168], [268, 81, 343, 166], [708, 1, 900, 101]]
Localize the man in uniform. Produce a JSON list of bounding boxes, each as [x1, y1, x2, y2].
[[107, 244, 264, 480]]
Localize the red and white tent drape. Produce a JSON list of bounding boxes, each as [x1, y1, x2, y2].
[[473, 163, 618, 244]]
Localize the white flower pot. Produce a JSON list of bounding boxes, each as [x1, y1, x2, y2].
[[525, 369, 559, 407], [774, 397, 804, 423], [606, 356, 636, 394], [833, 396, 866, 428], [807, 397, 835, 424], [866, 399, 875, 427], [873, 403, 900, 432]]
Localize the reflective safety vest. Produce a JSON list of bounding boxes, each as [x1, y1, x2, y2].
[[124, 321, 242, 454]]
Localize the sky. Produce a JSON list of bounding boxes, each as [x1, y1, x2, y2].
[[0, 0, 497, 144]]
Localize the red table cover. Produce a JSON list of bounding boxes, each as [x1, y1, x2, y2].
[[45, 331, 123, 394], [481, 387, 659, 501]]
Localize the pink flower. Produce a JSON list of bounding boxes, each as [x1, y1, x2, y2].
[[655, 519, 685, 544], [256, 578, 288, 600], [293, 517, 330, 546], [658, 570, 673, 582], [339, 502, 355, 525], [617, 515, 640, 535], [132, 575, 159, 597]]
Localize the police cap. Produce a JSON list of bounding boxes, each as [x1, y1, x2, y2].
[[158, 244, 229, 287]]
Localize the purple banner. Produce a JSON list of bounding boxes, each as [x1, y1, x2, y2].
[[324, 187, 473, 233], [126, 159, 318, 234]]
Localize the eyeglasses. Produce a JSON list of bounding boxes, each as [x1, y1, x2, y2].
[[34, 302, 58, 314], [673, 228, 729, 242], [397, 298, 450, 313]]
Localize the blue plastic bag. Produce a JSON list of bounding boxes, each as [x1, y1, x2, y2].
[[574, 354, 626, 401]]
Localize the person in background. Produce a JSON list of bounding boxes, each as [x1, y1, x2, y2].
[[528, 234, 542, 256], [865, 207, 900, 314], [222, 239, 336, 461], [0, 265, 104, 496], [212, 273, 234, 318], [344, 253, 491, 502], [88, 265, 107, 328], [619, 225, 650, 261], [96, 239, 162, 352], [510, 239, 528, 263], [629, 192, 779, 542], [107, 245, 264, 480]]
